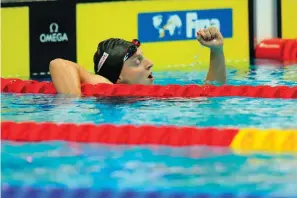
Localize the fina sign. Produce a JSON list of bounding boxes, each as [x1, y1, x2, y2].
[[39, 23, 68, 43], [186, 12, 220, 38], [138, 9, 232, 43]]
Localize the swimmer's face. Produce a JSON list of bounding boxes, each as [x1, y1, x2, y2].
[[118, 47, 154, 85]]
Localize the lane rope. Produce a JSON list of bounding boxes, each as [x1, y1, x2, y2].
[[1, 121, 238, 147], [1, 78, 297, 99], [2, 121, 297, 153]]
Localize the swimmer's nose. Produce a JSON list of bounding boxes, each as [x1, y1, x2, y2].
[[146, 64, 153, 70], [145, 60, 153, 70]]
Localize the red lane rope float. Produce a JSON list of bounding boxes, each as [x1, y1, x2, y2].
[[1, 121, 238, 147], [1, 77, 297, 99]]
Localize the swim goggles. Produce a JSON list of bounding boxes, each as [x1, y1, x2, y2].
[[123, 39, 141, 62]]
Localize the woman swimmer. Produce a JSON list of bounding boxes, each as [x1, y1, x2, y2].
[[49, 27, 226, 96]]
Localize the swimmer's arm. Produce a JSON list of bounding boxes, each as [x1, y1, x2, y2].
[[205, 48, 226, 84], [49, 58, 112, 96], [197, 27, 226, 84]]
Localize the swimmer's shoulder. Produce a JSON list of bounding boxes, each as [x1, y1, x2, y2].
[[70, 61, 113, 85], [84, 73, 113, 85], [50, 58, 113, 85]]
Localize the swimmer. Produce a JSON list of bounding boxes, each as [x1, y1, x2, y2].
[[50, 27, 226, 96]]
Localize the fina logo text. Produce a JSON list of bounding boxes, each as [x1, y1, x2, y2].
[[39, 23, 68, 43], [153, 12, 220, 39], [186, 12, 220, 38]]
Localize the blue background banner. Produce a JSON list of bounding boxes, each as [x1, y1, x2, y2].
[[138, 8, 233, 43]]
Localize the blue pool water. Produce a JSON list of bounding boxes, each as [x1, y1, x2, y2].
[[2, 94, 297, 129], [2, 65, 297, 197], [2, 142, 297, 197], [150, 66, 297, 86], [2, 66, 297, 128]]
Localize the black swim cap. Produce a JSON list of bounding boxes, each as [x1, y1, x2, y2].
[[93, 38, 141, 83]]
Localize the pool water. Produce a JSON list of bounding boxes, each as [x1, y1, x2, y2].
[[2, 66, 297, 128], [151, 65, 297, 86], [2, 65, 297, 197], [2, 94, 297, 129], [2, 142, 297, 197]]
